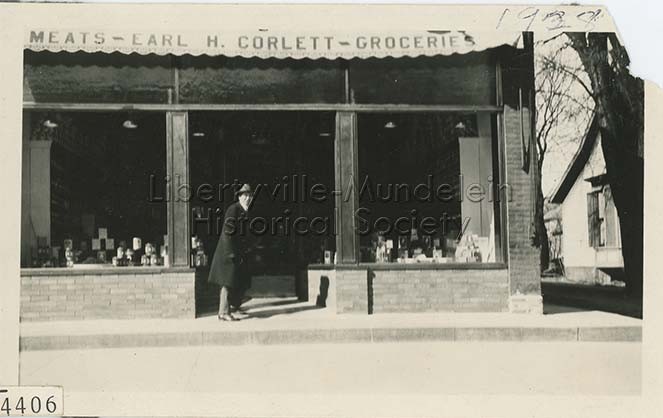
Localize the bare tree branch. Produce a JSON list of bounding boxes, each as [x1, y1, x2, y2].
[[539, 56, 594, 99]]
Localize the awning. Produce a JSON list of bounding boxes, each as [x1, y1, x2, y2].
[[25, 29, 523, 59]]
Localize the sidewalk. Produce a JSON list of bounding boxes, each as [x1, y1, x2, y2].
[[20, 297, 642, 350]]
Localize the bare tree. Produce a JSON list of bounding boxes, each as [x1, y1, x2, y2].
[[534, 35, 594, 272], [566, 32, 644, 298]]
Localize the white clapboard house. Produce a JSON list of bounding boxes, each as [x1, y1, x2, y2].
[[550, 117, 624, 284]]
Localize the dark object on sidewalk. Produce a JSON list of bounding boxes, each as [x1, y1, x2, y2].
[[316, 276, 330, 307]]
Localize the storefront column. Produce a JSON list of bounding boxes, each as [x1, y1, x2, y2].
[[166, 112, 190, 267], [500, 32, 543, 313], [334, 111, 359, 264]]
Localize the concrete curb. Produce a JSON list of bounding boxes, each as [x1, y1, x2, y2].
[[20, 325, 642, 351]]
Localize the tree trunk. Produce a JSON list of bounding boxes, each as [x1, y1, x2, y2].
[[603, 126, 643, 298], [534, 159, 550, 272], [568, 33, 644, 299]]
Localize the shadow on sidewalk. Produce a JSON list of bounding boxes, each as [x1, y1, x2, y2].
[[196, 297, 322, 319], [247, 298, 301, 310], [542, 281, 642, 319], [542, 304, 588, 315], [245, 304, 322, 319]]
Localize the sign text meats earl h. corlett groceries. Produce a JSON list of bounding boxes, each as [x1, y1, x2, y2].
[[25, 29, 521, 58]]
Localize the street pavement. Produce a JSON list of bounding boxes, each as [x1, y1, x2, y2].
[[18, 297, 644, 416], [19, 340, 641, 416]]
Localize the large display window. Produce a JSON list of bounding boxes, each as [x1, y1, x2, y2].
[[21, 112, 167, 268], [356, 112, 502, 264], [22, 50, 507, 271]]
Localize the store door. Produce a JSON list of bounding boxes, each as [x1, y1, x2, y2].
[[188, 111, 336, 315]]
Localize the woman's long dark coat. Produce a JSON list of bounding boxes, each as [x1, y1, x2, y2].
[[207, 202, 251, 289]]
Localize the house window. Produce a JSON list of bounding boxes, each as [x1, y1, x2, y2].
[[587, 191, 603, 248], [587, 185, 620, 249], [602, 185, 621, 247]]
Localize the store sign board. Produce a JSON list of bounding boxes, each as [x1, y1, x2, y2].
[[25, 29, 522, 58]]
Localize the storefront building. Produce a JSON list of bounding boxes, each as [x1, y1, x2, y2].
[[20, 29, 542, 321]]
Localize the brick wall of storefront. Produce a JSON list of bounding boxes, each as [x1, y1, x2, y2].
[[503, 105, 541, 298], [20, 268, 195, 321], [370, 269, 509, 313], [336, 269, 370, 314], [497, 35, 543, 313], [314, 267, 509, 314]]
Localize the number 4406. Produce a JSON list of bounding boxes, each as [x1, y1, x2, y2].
[[1, 396, 58, 415]]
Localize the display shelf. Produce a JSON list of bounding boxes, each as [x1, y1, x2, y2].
[[20, 265, 193, 277], [307, 262, 507, 271]]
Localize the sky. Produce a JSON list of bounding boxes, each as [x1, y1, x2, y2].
[[534, 34, 595, 198]]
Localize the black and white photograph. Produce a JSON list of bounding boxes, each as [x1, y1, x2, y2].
[[0, 2, 660, 417]]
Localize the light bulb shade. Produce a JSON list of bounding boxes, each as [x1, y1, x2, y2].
[[43, 119, 58, 129], [123, 119, 138, 129]]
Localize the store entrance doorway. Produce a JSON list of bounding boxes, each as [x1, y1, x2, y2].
[[188, 111, 336, 316]]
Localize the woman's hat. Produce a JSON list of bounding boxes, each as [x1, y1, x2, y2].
[[236, 183, 253, 196]]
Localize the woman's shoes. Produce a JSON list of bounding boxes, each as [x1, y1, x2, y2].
[[218, 313, 239, 321]]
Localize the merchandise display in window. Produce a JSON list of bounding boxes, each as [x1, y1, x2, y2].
[[357, 113, 501, 264], [23, 112, 167, 268]]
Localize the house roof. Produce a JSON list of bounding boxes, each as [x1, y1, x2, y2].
[[550, 115, 600, 204]]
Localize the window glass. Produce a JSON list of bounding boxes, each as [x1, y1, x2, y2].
[[22, 112, 167, 267], [357, 113, 501, 263], [24, 51, 174, 104], [349, 53, 496, 105], [587, 191, 601, 248], [603, 185, 620, 247], [179, 56, 345, 104]]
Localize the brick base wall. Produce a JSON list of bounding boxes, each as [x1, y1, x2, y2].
[[329, 267, 509, 314], [371, 269, 509, 313], [20, 268, 195, 321], [336, 269, 369, 314]]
